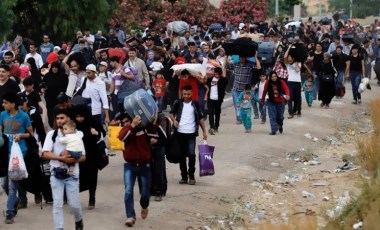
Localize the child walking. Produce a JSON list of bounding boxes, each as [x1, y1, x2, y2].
[[152, 71, 167, 112], [237, 84, 260, 133], [254, 73, 268, 124], [59, 120, 85, 175], [302, 75, 315, 107]]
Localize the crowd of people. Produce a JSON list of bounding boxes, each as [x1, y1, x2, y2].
[[0, 14, 379, 229]]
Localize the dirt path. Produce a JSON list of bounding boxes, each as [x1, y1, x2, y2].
[[0, 79, 379, 230]]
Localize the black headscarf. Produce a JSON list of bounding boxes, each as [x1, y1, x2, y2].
[[267, 71, 285, 102]]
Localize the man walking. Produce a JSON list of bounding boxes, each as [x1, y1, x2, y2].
[[170, 85, 207, 185], [42, 108, 86, 230]]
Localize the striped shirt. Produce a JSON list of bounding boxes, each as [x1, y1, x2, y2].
[[112, 67, 131, 94]]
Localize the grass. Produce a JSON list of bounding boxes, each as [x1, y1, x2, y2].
[[324, 99, 380, 230]]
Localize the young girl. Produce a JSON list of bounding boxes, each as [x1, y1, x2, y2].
[[302, 75, 315, 107], [152, 71, 167, 112], [237, 84, 260, 133]]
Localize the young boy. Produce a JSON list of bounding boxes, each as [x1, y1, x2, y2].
[[59, 120, 85, 175], [98, 61, 113, 96], [254, 73, 268, 124], [237, 84, 260, 133], [152, 71, 167, 112], [302, 75, 315, 107]]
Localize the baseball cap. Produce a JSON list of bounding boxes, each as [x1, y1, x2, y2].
[[200, 41, 207, 46], [86, 64, 97, 72], [99, 61, 108, 68]]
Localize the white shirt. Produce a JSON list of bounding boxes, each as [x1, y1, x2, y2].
[[84, 34, 95, 49], [258, 81, 268, 99], [210, 77, 219, 100], [66, 70, 86, 97], [178, 102, 196, 134], [231, 31, 240, 39], [59, 131, 85, 152], [149, 62, 164, 71], [286, 63, 302, 82], [42, 129, 86, 178], [24, 53, 43, 69], [82, 77, 109, 115]]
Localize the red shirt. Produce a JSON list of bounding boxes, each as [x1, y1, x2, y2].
[[179, 76, 199, 101], [10, 65, 21, 78], [153, 78, 167, 98]]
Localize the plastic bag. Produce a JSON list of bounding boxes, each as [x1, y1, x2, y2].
[[198, 141, 215, 177], [108, 126, 124, 151], [8, 142, 28, 181], [167, 21, 190, 35], [358, 77, 370, 93]]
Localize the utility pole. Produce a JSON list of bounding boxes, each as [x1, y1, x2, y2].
[[275, 0, 279, 16], [350, 0, 353, 18], [318, 0, 322, 16]]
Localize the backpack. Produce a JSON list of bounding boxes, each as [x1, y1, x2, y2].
[[80, 47, 98, 66], [157, 113, 172, 140]]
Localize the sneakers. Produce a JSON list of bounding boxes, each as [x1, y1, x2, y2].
[[125, 218, 136, 227], [179, 179, 188, 184], [188, 176, 196, 185], [269, 132, 276, 135], [75, 219, 84, 230], [141, 208, 149, 219], [208, 128, 215, 135], [4, 214, 14, 224]]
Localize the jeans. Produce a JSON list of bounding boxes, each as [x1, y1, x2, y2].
[[207, 100, 222, 130], [156, 96, 164, 112], [177, 133, 196, 180], [335, 71, 344, 88], [50, 176, 82, 230], [350, 71, 362, 101], [259, 102, 267, 122], [198, 84, 207, 119], [287, 81, 302, 115], [267, 101, 285, 133], [232, 89, 243, 122], [305, 91, 314, 105], [240, 108, 252, 129], [124, 163, 151, 219], [312, 70, 319, 99]]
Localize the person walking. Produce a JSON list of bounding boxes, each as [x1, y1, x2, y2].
[[317, 53, 336, 109], [345, 44, 365, 104]]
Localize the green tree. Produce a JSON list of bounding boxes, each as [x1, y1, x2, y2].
[[329, 0, 379, 19], [7, 0, 117, 43], [0, 0, 17, 41]]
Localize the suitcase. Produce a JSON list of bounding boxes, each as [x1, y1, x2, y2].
[[124, 89, 158, 128], [222, 37, 258, 57]]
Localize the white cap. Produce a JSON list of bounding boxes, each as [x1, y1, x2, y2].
[[54, 46, 61, 51], [86, 64, 97, 72], [239, 23, 245, 30], [200, 41, 207, 46], [99, 61, 108, 67]]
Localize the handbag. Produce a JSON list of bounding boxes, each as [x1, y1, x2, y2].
[[320, 74, 334, 82], [70, 78, 91, 105], [97, 134, 109, 170], [108, 126, 124, 151], [198, 141, 215, 177]]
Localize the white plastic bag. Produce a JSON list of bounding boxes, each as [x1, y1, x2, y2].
[[167, 21, 189, 35], [8, 142, 28, 180], [358, 77, 369, 94]]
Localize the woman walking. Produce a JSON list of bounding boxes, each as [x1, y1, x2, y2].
[[317, 53, 336, 109], [261, 71, 290, 135], [345, 44, 365, 104]]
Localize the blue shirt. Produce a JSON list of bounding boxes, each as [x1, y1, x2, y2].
[[39, 43, 54, 63], [0, 110, 31, 154]]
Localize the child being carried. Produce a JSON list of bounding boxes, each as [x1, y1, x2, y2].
[[59, 120, 85, 175]]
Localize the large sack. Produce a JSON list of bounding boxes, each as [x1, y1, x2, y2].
[[222, 37, 258, 57], [239, 33, 263, 41], [167, 21, 190, 35], [171, 57, 208, 77], [124, 89, 158, 128], [342, 33, 354, 44]]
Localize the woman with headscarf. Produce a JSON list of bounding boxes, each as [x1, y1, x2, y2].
[[261, 71, 290, 135], [26, 57, 42, 92], [42, 61, 69, 128], [164, 51, 180, 107], [317, 53, 337, 109], [73, 105, 105, 210]]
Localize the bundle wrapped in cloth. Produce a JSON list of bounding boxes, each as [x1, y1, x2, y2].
[[171, 57, 208, 77], [222, 37, 258, 57]]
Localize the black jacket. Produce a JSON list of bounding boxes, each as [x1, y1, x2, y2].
[[206, 76, 228, 102]]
